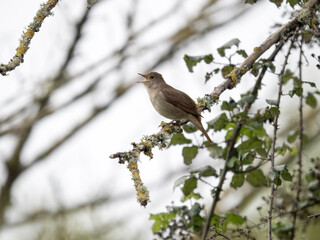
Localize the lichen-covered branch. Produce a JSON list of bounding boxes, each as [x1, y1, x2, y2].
[[110, 122, 182, 163], [128, 158, 150, 206], [0, 0, 60, 76], [110, 122, 183, 206]]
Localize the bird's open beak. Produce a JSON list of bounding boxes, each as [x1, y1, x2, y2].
[[137, 73, 147, 83]]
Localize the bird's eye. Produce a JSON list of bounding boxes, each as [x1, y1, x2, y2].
[[150, 75, 155, 79]]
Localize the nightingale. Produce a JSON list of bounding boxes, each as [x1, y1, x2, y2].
[[138, 72, 213, 143]]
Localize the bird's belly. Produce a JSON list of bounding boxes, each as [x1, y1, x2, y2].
[[151, 95, 188, 120]]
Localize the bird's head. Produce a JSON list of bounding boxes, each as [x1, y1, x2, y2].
[[138, 72, 165, 89]]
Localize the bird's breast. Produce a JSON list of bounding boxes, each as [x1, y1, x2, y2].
[[149, 90, 188, 120]]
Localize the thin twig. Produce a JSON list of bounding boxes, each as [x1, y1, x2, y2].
[[267, 32, 297, 240], [290, 37, 304, 240]]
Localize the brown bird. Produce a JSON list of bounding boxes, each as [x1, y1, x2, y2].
[[138, 72, 212, 143]]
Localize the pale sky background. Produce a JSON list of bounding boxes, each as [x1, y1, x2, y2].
[[0, 0, 319, 239]]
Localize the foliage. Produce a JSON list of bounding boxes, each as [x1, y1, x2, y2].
[[150, 1, 320, 239]]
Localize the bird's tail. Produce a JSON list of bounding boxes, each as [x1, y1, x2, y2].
[[189, 115, 213, 143]]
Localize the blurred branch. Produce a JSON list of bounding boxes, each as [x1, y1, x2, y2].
[[0, 0, 60, 76], [0, 6, 94, 228], [28, 95, 120, 168], [4, 195, 110, 229], [4, 165, 186, 229]]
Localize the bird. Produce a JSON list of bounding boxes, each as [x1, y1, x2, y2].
[[138, 72, 212, 143]]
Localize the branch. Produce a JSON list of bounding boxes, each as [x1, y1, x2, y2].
[[290, 37, 304, 240], [0, 0, 60, 76], [210, 0, 320, 94], [267, 31, 297, 240]]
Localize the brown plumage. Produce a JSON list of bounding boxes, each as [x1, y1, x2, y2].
[[138, 72, 212, 143]]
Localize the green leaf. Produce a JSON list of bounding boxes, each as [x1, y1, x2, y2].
[[289, 86, 303, 97], [181, 192, 202, 202], [208, 113, 229, 131], [273, 165, 292, 182], [245, 0, 258, 4], [188, 202, 202, 217], [256, 147, 268, 158], [286, 0, 299, 8], [237, 138, 263, 156], [287, 130, 299, 143], [283, 69, 294, 83], [204, 55, 214, 63], [269, 0, 284, 7], [217, 38, 241, 57], [191, 215, 205, 232], [183, 124, 198, 133], [149, 212, 177, 233], [213, 68, 220, 74], [281, 170, 293, 182], [182, 176, 197, 195], [225, 128, 235, 141], [225, 213, 245, 225], [205, 142, 223, 158], [221, 65, 234, 78], [247, 121, 267, 137], [191, 165, 218, 177], [246, 169, 267, 187], [231, 173, 245, 188], [306, 92, 317, 108], [227, 156, 239, 168], [221, 99, 237, 111], [250, 62, 262, 76], [170, 133, 192, 145], [274, 177, 282, 186], [182, 146, 198, 165], [236, 49, 248, 58], [210, 215, 221, 227], [238, 95, 255, 107], [266, 99, 278, 106], [276, 143, 291, 156], [303, 81, 316, 88], [173, 175, 189, 190], [272, 222, 293, 239], [242, 153, 254, 165], [269, 107, 280, 118], [184, 54, 214, 72], [263, 61, 276, 73]]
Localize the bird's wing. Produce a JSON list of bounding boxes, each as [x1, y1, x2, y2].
[[161, 84, 201, 118]]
